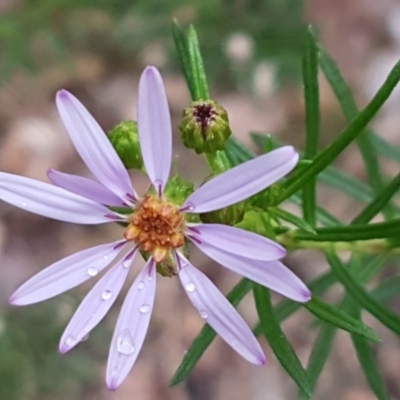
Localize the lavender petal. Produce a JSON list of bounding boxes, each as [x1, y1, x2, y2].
[[137, 66, 172, 194], [48, 169, 126, 207], [59, 249, 137, 353], [56, 90, 137, 202], [182, 146, 299, 213], [10, 240, 125, 305], [106, 258, 156, 390], [188, 223, 286, 261], [177, 253, 266, 365], [191, 242, 311, 302], [0, 172, 115, 224]]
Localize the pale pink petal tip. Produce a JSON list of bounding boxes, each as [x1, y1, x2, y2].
[[59, 341, 74, 354], [107, 382, 118, 392], [57, 89, 70, 100], [257, 354, 267, 365], [300, 288, 312, 303]]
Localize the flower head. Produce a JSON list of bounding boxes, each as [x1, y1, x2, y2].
[[1, 66, 310, 390], [179, 99, 231, 153]]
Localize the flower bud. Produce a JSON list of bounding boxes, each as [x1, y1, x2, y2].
[[179, 100, 231, 154], [200, 201, 245, 226], [163, 174, 195, 207], [108, 120, 143, 170], [235, 210, 276, 239]]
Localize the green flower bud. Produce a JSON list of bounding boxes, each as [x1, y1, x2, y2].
[[200, 201, 245, 226], [108, 120, 143, 170], [163, 174, 195, 206], [235, 210, 276, 239], [179, 100, 231, 154], [249, 182, 282, 208]]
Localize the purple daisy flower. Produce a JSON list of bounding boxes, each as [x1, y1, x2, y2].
[[0, 66, 310, 390]]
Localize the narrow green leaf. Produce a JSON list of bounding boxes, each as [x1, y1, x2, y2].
[[171, 20, 196, 100], [252, 132, 377, 204], [372, 134, 400, 162], [351, 171, 400, 225], [278, 57, 400, 203], [348, 302, 390, 400], [272, 207, 316, 232], [293, 218, 400, 241], [370, 275, 400, 303], [319, 44, 390, 214], [302, 25, 320, 227], [299, 324, 336, 399], [304, 296, 380, 342], [253, 284, 311, 397], [169, 278, 252, 386], [327, 252, 400, 336], [225, 137, 256, 164], [254, 271, 337, 336], [187, 25, 210, 100], [289, 194, 342, 227]]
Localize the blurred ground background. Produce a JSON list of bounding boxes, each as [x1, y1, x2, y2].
[[0, 0, 400, 399]]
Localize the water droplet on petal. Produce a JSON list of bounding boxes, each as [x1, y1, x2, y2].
[[200, 310, 208, 319], [116, 330, 135, 355], [81, 333, 89, 341], [103, 255, 109, 260], [123, 259, 131, 269], [140, 304, 150, 314], [65, 335, 76, 347], [147, 275, 153, 281], [21, 202, 27, 207], [137, 281, 145, 290], [87, 267, 98, 277], [101, 290, 112, 300], [185, 282, 196, 293]]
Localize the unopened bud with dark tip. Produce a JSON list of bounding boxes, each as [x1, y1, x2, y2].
[[179, 100, 231, 154], [108, 120, 144, 170]]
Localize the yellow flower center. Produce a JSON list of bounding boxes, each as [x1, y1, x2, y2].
[[124, 195, 185, 263]]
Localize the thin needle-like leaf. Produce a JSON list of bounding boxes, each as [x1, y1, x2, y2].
[[302, 26, 320, 227]]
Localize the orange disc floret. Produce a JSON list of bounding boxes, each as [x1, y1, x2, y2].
[[124, 195, 185, 262]]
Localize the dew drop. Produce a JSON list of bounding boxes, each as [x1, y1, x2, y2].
[[137, 281, 145, 290], [123, 259, 131, 269], [140, 304, 150, 314], [185, 282, 196, 293], [101, 290, 112, 300], [21, 202, 27, 207], [87, 267, 98, 277], [200, 310, 208, 319], [116, 330, 135, 355], [65, 335, 76, 347], [81, 333, 89, 342], [147, 275, 153, 281]]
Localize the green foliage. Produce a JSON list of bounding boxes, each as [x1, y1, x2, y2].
[[171, 22, 400, 399], [0, 303, 99, 399]]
